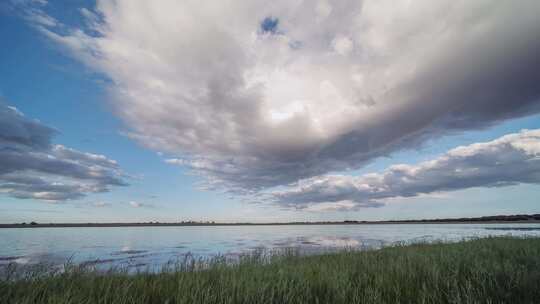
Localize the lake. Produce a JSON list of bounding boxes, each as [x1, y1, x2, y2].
[[1, 223, 540, 271]]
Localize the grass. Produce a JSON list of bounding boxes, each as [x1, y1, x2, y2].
[[1, 237, 540, 303]]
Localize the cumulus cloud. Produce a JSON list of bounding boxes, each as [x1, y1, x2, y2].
[[27, 1, 540, 194], [0, 103, 127, 202], [270, 129, 540, 210]]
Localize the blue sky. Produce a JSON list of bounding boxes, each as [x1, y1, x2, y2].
[[1, 0, 540, 223]]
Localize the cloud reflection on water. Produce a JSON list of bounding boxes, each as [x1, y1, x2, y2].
[[2, 224, 540, 273]]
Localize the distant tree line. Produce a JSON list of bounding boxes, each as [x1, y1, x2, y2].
[[7, 214, 540, 228]]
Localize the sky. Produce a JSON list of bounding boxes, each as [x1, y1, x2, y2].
[[1, 0, 540, 224]]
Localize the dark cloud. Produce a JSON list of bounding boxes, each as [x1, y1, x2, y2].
[[270, 130, 540, 209], [0, 103, 127, 202], [0, 105, 55, 150]]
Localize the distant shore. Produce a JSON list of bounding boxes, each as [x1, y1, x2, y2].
[[2, 213, 540, 228]]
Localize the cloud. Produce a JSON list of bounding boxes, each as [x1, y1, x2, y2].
[[28, 1, 540, 194], [6, 0, 56, 28], [92, 201, 111, 208], [270, 129, 540, 210], [303, 201, 382, 212], [331, 35, 353, 56], [128, 201, 140, 208], [0, 103, 127, 202], [128, 201, 153, 208]]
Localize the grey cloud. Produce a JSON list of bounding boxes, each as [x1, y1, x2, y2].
[[0, 147, 126, 186], [29, 1, 540, 194], [270, 130, 540, 209], [0, 104, 55, 150], [0, 103, 127, 202]]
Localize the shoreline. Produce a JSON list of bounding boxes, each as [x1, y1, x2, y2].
[[2, 219, 540, 229]]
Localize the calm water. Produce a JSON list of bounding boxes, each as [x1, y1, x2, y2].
[[1, 223, 540, 270]]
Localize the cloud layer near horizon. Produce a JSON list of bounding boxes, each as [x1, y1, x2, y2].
[[27, 0, 540, 195], [0, 103, 126, 201], [270, 129, 540, 210]]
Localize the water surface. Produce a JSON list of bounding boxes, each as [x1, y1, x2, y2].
[[1, 223, 539, 270]]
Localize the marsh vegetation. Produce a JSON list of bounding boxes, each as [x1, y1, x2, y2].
[[1, 237, 539, 303]]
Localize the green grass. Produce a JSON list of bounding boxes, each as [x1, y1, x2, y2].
[[2, 237, 540, 303]]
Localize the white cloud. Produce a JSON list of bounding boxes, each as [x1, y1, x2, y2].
[[26, 0, 540, 196], [92, 201, 111, 208], [164, 158, 185, 165], [315, 0, 333, 21], [128, 201, 153, 208], [270, 129, 540, 210], [331, 35, 353, 55], [303, 200, 373, 212]]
